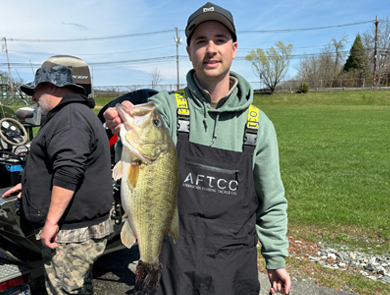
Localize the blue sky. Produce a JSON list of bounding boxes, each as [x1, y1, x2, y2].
[[0, 0, 388, 90]]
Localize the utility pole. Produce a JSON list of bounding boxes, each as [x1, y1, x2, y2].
[[3, 37, 14, 92], [373, 16, 379, 86], [174, 27, 182, 90]]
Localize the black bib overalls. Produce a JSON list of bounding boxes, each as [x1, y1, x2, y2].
[[156, 109, 261, 295]]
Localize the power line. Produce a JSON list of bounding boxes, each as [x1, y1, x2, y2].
[[236, 20, 374, 33], [2, 45, 388, 71], [0, 53, 346, 69], [0, 50, 375, 69], [8, 45, 175, 56], [15, 43, 351, 56], [80, 56, 178, 66], [4, 20, 374, 43], [0, 62, 41, 67], [5, 30, 175, 43], [177, 20, 373, 34], [239, 45, 331, 51]]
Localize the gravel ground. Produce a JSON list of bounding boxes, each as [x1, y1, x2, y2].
[[285, 235, 390, 285]]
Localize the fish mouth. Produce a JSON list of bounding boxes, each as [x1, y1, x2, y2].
[[115, 102, 156, 121], [116, 102, 156, 162], [116, 102, 155, 130], [116, 103, 133, 132]]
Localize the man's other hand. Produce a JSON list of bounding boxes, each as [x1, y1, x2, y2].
[[103, 100, 133, 135]]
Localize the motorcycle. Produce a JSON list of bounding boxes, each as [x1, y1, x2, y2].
[[0, 87, 158, 294]]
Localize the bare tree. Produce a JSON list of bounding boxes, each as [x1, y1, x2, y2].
[[295, 36, 348, 88], [245, 41, 293, 94], [295, 54, 321, 87], [295, 48, 335, 88], [331, 34, 348, 76], [362, 16, 390, 83], [151, 68, 163, 90]]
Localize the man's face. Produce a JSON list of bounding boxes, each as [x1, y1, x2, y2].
[[186, 21, 237, 84], [32, 83, 52, 115]]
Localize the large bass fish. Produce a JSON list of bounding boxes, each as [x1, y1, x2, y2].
[[112, 102, 179, 294]]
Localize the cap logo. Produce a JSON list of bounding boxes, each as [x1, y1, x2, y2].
[[203, 7, 214, 12], [73, 75, 88, 80]]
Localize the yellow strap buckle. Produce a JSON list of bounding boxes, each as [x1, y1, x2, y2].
[[247, 104, 259, 132]]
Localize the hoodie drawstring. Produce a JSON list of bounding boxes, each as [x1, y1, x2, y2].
[[200, 98, 220, 147], [210, 113, 220, 146], [202, 100, 208, 130]]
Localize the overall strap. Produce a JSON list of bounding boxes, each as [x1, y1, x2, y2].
[[175, 89, 190, 141], [243, 104, 260, 153]]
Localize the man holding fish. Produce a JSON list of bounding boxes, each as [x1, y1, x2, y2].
[[105, 2, 291, 294]]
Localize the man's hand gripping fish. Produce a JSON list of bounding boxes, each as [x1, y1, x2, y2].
[[112, 102, 179, 294]]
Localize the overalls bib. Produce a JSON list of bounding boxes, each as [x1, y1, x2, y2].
[[157, 90, 261, 295]]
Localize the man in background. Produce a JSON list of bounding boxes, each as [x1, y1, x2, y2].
[[2, 65, 112, 295]]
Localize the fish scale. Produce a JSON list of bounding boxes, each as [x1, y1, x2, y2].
[[130, 152, 177, 264]]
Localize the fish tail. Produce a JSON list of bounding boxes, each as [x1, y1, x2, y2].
[[135, 260, 162, 295]]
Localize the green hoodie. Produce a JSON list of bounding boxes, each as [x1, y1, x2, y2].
[[149, 69, 288, 270]]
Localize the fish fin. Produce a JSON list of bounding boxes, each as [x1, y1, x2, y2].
[[120, 221, 137, 248], [135, 260, 162, 295], [168, 206, 180, 244], [128, 163, 139, 188], [112, 160, 123, 180]]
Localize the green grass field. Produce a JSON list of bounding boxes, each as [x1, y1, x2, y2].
[[253, 90, 390, 252]]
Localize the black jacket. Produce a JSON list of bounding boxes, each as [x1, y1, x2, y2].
[[21, 93, 113, 230]]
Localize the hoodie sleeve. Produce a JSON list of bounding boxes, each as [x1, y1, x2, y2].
[[149, 91, 178, 143], [254, 112, 289, 270]]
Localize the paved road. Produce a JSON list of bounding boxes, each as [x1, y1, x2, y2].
[[92, 247, 357, 295]]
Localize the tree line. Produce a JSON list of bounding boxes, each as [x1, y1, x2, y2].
[[245, 16, 390, 93]]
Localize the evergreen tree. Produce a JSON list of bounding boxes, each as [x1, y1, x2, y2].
[[343, 34, 370, 77]]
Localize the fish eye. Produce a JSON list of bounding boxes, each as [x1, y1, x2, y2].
[[153, 119, 161, 127]]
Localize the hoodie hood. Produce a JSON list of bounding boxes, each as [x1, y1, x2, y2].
[[57, 93, 95, 109], [179, 69, 255, 147], [186, 69, 253, 113], [149, 68, 261, 150], [42, 93, 95, 127]]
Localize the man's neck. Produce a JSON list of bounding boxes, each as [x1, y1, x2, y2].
[[195, 73, 231, 103], [194, 73, 238, 109]]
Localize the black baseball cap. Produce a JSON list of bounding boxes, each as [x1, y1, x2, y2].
[[185, 2, 236, 45]]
